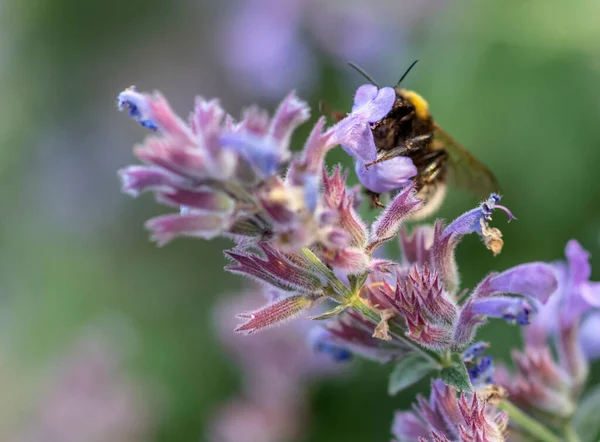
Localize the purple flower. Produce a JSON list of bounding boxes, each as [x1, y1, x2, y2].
[[392, 380, 508, 442], [462, 342, 494, 389], [331, 84, 419, 193], [117, 88, 343, 250], [579, 311, 600, 360], [523, 240, 600, 385], [495, 347, 576, 418], [495, 239, 600, 424], [332, 84, 395, 162], [333, 196, 557, 352], [355, 156, 417, 194]]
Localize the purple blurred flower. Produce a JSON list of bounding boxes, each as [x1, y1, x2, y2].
[[392, 380, 508, 442], [9, 333, 155, 442], [209, 288, 345, 442], [216, 0, 446, 98], [579, 310, 600, 360], [496, 239, 600, 423]]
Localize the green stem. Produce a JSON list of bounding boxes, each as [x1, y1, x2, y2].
[[564, 423, 581, 442], [498, 401, 562, 442], [300, 248, 351, 302]]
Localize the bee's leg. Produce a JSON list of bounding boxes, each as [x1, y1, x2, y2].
[[365, 189, 385, 209], [365, 134, 433, 169], [421, 152, 448, 183]]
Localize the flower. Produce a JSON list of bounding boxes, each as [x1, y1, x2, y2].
[[496, 239, 600, 422], [579, 310, 600, 360], [331, 84, 418, 193], [462, 342, 494, 390], [392, 380, 508, 442], [117, 88, 342, 250]]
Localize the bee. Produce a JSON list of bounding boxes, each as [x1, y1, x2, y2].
[[330, 61, 499, 218]]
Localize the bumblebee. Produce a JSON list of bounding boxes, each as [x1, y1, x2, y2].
[[340, 61, 499, 218]]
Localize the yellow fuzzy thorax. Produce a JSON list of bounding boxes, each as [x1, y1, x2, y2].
[[398, 89, 430, 120]]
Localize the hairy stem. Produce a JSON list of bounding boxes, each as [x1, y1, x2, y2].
[[498, 401, 562, 442], [300, 248, 351, 302], [564, 423, 581, 442]]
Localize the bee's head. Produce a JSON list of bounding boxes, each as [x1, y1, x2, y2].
[[397, 89, 431, 120]]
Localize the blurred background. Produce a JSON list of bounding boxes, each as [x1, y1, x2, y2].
[[1, 0, 600, 440]]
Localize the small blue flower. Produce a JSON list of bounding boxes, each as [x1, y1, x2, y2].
[[462, 342, 494, 388], [220, 133, 281, 177], [314, 340, 354, 362], [461, 341, 488, 363], [117, 87, 158, 131], [309, 327, 353, 362], [467, 355, 494, 386]]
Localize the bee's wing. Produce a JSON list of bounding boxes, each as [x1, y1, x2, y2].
[[433, 123, 500, 199]]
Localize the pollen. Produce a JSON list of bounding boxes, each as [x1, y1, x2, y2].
[[480, 218, 504, 256]]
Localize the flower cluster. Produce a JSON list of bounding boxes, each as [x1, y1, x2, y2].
[[393, 380, 508, 442], [311, 203, 557, 365], [118, 85, 585, 442], [495, 240, 600, 428]]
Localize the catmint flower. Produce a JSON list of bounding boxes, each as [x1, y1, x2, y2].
[[330, 196, 557, 353], [462, 342, 494, 389], [496, 239, 600, 421], [392, 380, 508, 442], [117, 88, 347, 250], [331, 84, 418, 193]]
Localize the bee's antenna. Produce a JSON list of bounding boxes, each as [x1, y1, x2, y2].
[[347, 62, 381, 88], [395, 60, 419, 88]]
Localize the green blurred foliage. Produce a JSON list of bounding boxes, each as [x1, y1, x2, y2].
[[1, 0, 600, 440]]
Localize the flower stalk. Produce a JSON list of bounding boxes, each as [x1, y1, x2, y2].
[[497, 400, 562, 442]]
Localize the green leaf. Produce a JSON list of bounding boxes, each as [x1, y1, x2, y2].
[[439, 360, 472, 392], [573, 384, 600, 442], [388, 354, 435, 396], [307, 304, 347, 320]]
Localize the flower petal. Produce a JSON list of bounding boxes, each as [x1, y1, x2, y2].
[[470, 296, 534, 325], [368, 182, 422, 250], [565, 240, 591, 285], [352, 86, 396, 122], [220, 133, 281, 176], [352, 84, 378, 111], [235, 295, 316, 334], [118, 166, 178, 197], [355, 157, 417, 193], [579, 311, 600, 361], [334, 117, 378, 162], [145, 213, 228, 245], [475, 262, 558, 304]]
